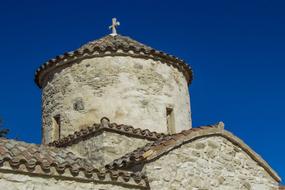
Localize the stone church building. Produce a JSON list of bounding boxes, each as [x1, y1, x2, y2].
[[0, 20, 283, 189]]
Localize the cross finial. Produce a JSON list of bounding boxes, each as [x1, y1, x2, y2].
[[109, 18, 120, 36]]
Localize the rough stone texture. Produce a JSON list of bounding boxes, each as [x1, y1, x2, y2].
[[42, 56, 191, 144], [0, 172, 141, 190], [69, 131, 150, 168], [144, 136, 279, 190]]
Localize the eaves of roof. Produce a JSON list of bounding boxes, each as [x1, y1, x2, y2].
[[34, 34, 193, 88], [0, 137, 148, 188]]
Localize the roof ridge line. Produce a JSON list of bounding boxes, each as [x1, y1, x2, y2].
[[105, 124, 219, 170], [48, 117, 166, 148]]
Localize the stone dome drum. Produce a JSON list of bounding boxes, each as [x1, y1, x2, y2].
[[35, 34, 193, 144]]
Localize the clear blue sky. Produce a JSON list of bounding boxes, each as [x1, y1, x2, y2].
[[0, 0, 284, 182]]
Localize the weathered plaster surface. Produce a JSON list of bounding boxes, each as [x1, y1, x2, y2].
[[70, 131, 150, 168], [42, 56, 191, 143], [144, 136, 279, 190], [0, 172, 141, 190]]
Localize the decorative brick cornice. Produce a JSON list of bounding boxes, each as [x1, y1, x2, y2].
[[34, 34, 193, 88], [48, 117, 166, 148], [106, 122, 281, 183]]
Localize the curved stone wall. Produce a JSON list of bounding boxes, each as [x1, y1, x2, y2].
[[42, 56, 191, 143]]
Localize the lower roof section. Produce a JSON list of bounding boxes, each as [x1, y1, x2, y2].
[[106, 122, 281, 183], [0, 137, 148, 188]]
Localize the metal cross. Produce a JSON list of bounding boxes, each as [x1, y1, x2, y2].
[[109, 18, 120, 36]]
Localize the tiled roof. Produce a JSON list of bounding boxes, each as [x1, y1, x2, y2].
[[105, 123, 223, 170], [78, 34, 152, 52], [48, 117, 166, 147], [0, 137, 148, 187], [105, 122, 281, 183], [34, 34, 193, 88]]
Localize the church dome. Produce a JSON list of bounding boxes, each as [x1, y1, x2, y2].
[[34, 34, 193, 88], [37, 26, 193, 143]]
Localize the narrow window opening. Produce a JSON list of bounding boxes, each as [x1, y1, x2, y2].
[[52, 114, 61, 140], [166, 107, 175, 134]]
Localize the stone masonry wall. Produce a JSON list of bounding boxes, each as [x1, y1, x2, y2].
[[0, 171, 141, 190], [42, 56, 191, 143], [70, 132, 150, 168], [145, 136, 279, 190]]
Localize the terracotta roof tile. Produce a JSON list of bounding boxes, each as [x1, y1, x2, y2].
[[105, 122, 281, 183], [48, 117, 166, 147], [0, 137, 148, 187], [35, 34, 193, 88]]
